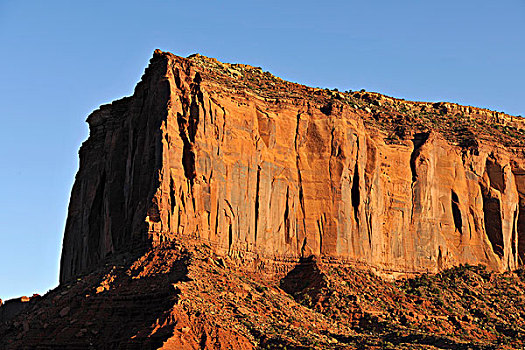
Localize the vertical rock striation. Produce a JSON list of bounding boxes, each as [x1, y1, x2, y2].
[[60, 50, 525, 283]]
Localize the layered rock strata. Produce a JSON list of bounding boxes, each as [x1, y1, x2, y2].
[[60, 50, 525, 283]]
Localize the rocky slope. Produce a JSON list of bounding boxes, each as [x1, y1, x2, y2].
[[60, 50, 525, 283], [4, 241, 525, 349]]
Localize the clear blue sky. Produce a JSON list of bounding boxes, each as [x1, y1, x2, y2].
[[0, 0, 523, 300]]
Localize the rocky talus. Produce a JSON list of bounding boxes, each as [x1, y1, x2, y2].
[[4, 241, 525, 349]]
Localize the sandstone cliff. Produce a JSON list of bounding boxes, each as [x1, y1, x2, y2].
[[60, 50, 525, 283]]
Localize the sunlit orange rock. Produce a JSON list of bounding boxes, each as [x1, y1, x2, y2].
[[59, 50, 525, 283]]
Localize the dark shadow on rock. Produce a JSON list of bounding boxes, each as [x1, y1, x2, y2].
[[280, 256, 327, 307]]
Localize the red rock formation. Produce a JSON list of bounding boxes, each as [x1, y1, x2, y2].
[[60, 50, 525, 284]]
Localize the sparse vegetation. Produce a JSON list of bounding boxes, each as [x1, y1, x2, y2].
[[188, 53, 525, 149]]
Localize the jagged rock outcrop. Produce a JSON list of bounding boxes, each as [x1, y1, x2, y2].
[[0, 295, 40, 323], [60, 50, 525, 283]]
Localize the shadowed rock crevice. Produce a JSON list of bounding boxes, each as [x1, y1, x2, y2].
[[512, 210, 518, 260], [317, 216, 324, 253], [228, 223, 233, 253], [254, 165, 261, 242], [188, 72, 203, 142], [284, 187, 291, 244], [514, 170, 525, 265], [410, 132, 430, 183], [486, 158, 505, 193], [169, 176, 176, 213], [176, 71, 203, 185], [451, 190, 463, 234], [482, 189, 504, 258], [189, 101, 200, 143], [518, 204, 525, 264], [177, 113, 197, 184], [351, 162, 360, 225], [88, 171, 106, 266]]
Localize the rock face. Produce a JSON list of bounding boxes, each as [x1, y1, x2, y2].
[[60, 50, 525, 283], [59, 57, 170, 282]]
